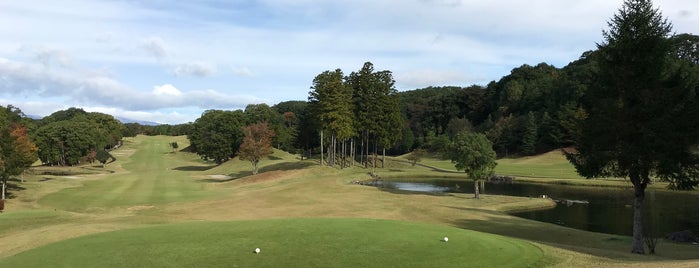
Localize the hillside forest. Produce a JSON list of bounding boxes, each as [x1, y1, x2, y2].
[[1, 33, 698, 171]]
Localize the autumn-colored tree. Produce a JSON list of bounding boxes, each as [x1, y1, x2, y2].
[[238, 122, 276, 175], [1, 106, 39, 200]]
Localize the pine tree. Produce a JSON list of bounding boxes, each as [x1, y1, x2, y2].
[[521, 112, 538, 155], [566, 0, 699, 254]]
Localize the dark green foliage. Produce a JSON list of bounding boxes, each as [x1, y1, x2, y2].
[[0, 105, 39, 199], [669, 34, 699, 65], [347, 62, 403, 167], [565, 0, 699, 254], [188, 110, 247, 164], [170, 142, 179, 153], [246, 103, 296, 152], [122, 123, 142, 137], [32, 109, 123, 166], [95, 149, 114, 167], [309, 69, 355, 167], [446, 132, 497, 199], [521, 112, 538, 155]]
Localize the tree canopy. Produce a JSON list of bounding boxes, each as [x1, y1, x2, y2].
[[565, 0, 699, 254], [188, 110, 247, 164], [238, 122, 275, 175], [446, 132, 497, 199], [0, 105, 38, 200]]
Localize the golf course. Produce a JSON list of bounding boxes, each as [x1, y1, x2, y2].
[[1, 135, 698, 267]]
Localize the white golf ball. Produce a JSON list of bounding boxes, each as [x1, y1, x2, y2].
[[255, 248, 261, 254], [444, 237, 449, 242]]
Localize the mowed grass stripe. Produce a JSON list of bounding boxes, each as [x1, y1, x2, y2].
[[0, 218, 548, 268], [38, 136, 225, 211]]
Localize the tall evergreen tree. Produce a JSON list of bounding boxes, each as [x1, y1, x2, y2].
[[309, 69, 355, 167], [348, 62, 402, 168], [566, 0, 699, 254], [521, 112, 538, 155]]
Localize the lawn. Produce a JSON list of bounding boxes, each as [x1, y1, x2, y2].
[[1, 135, 698, 267], [0, 218, 548, 268]]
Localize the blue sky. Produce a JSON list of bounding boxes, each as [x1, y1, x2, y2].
[[0, 0, 697, 124]]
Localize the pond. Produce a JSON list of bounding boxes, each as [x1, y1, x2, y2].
[[375, 179, 699, 236]]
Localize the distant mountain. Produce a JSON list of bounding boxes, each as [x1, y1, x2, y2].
[[27, 114, 43, 120], [116, 116, 160, 126], [26, 114, 159, 126]]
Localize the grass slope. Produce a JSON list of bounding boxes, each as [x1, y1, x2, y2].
[[0, 218, 547, 268], [2, 135, 698, 267]]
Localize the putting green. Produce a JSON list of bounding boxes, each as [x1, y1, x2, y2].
[[0, 218, 547, 267]]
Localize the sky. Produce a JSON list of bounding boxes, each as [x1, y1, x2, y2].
[[0, 0, 697, 124]]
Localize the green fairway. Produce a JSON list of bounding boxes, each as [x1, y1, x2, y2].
[[37, 136, 227, 212], [0, 218, 547, 268]]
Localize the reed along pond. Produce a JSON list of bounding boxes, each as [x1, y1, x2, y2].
[[375, 179, 699, 236]]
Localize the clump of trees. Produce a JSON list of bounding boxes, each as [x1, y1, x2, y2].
[[188, 110, 247, 164], [36, 109, 122, 165], [308, 62, 403, 168], [0, 105, 38, 200], [33, 108, 123, 166]]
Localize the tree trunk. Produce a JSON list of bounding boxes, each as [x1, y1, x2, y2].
[[350, 139, 354, 167], [1, 180, 6, 200], [252, 160, 259, 175], [320, 130, 324, 166], [631, 183, 646, 254], [382, 148, 386, 168], [473, 180, 480, 199]]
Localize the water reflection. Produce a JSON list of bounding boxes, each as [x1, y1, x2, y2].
[[375, 179, 699, 236]]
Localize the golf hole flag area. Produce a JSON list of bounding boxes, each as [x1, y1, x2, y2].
[[0, 218, 545, 267]]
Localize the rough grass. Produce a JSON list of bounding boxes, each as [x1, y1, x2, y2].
[[2, 135, 698, 267], [0, 218, 549, 268]]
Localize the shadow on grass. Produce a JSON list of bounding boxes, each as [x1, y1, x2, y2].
[[451, 212, 699, 261], [258, 161, 315, 173], [392, 159, 461, 174], [4, 178, 26, 199], [376, 187, 452, 196], [173, 165, 216, 172], [199, 176, 241, 183], [200, 161, 316, 183]]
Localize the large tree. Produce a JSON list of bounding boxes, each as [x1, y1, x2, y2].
[[348, 62, 402, 168], [447, 132, 497, 199], [566, 0, 699, 254], [309, 69, 355, 167], [188, 110, 247, 164], [238, 122, 275, 175], [0, 106, 38, 200]]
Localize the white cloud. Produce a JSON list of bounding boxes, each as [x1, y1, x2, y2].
[[396, 70, 474, 89], [153, 84, 182, 96], [0, 57, 266, 111], [174, 62, 216, 77]]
